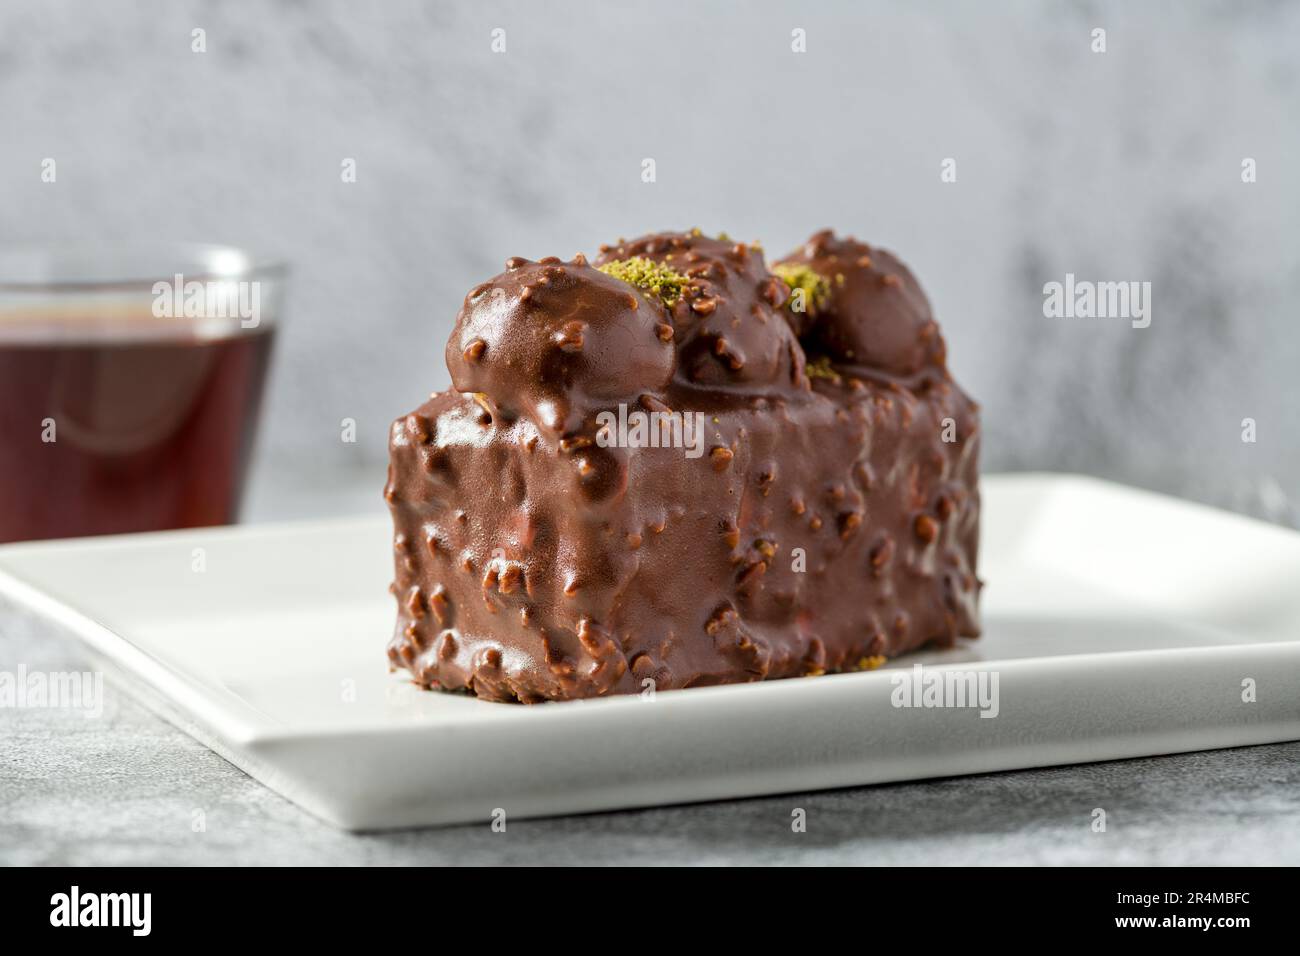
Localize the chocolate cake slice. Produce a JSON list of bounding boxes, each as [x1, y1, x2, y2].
[[385, 229, 980, 703]]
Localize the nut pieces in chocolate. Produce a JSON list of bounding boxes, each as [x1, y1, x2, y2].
[[385, 228, 981, 703]]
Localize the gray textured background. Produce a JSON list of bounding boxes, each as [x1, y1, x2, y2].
[[2, 0, 1297, 523]]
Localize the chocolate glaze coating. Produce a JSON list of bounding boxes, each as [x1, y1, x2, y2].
[[778, 229, 946, 375], [446, 255, 674, 434], [386, 229, 980, 703], [593, 231, 806, 391]]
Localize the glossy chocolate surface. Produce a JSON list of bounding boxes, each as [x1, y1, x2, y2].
[[386, 230, 980, 702]]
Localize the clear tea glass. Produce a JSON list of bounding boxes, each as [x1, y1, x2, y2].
[[0, 243, 286, 543]]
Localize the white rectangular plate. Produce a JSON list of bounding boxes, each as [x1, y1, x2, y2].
[[2, 473, 1298, 830]]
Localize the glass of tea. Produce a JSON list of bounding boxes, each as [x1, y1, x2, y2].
[[0, 243, 286, 543]]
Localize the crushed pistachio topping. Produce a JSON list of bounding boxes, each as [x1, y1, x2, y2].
[[805, 355, 842, 383], [774, 262, 831, 315], [598, 256, 689, 307]]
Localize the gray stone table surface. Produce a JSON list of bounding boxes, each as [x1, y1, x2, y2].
[[2, 465, 1299, 867]]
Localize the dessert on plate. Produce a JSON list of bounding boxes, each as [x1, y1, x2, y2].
[[385, 228, 980, 703]]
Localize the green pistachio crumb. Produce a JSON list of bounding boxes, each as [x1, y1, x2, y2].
[[774, 263, 831, 315], [805, 355, 842, 383], [598, 256, 689, 307]]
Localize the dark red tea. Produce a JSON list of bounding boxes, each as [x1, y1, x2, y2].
[[0, 317, 275, 543]]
